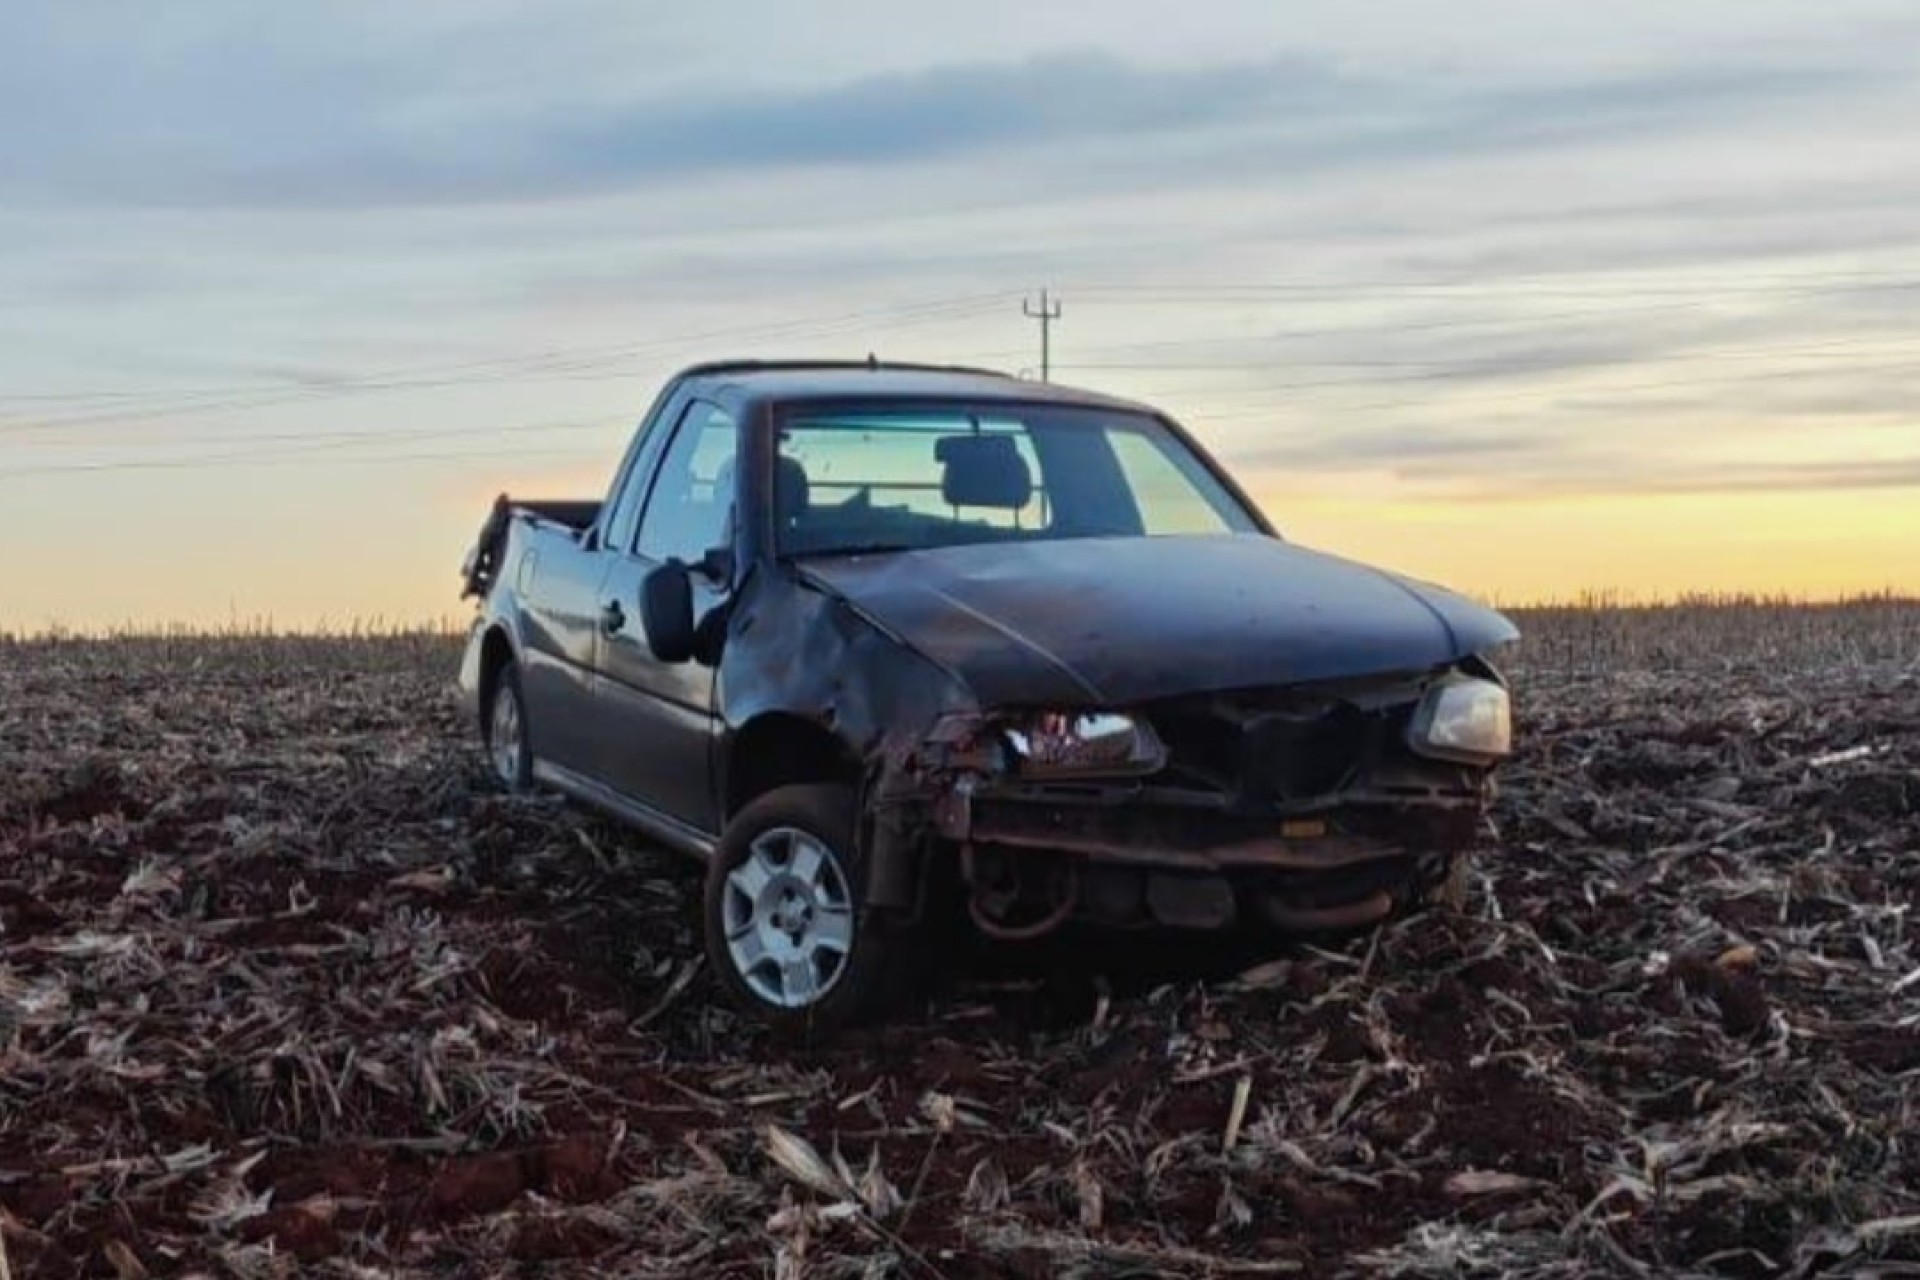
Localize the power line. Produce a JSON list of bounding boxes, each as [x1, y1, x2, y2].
[[1065, 267, 1920, 298], [889, 291, 1920, 370], [9, 269, 1915, 477], [1055, 337, 1920, 373], [0, 438, 617, 481], [0, 293, 1017, 432], [25, 348, 1917, 481], [26, 318, 1904, 452], [0, 293, 1015, 408], [17, 326, 1920, 469], [6, 425, 605, 473], [3, 417, 624, 457], [1174, 358, 1920, 423], [8, 266, 1910, 408], [7, 272, 1912, 428]]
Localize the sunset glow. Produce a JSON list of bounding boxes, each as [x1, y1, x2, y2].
[[4, 3, 1919, 628]]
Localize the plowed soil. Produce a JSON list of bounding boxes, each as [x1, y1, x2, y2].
[[2, 604, 1917, 1277]]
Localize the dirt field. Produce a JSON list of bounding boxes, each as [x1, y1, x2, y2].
[[3, 602, 1917, 1278]]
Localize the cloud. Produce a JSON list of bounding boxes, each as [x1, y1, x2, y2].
[[1475, 457, 1920, 499], [1230, 428, 1552, 470], [558, 54, 1340, 178], [4, 3, 1920, 623], [1212, 341, 1920, 500], [0, 12, 1892, 211], [1232, 429, 1920, 499]]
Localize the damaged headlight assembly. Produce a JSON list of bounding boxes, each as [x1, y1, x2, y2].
[[1407, 677, 1511, 764], [999, 710, 1167, 777]]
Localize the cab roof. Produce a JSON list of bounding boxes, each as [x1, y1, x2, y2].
[[673, 360, 1154, 416]]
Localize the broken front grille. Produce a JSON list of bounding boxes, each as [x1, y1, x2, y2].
[[1144, 680, 1469, 809]]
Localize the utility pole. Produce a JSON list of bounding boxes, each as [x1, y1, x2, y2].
[[1022, 289, 1062, 381]]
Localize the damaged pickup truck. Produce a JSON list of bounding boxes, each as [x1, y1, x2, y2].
[[459, 360, 1517, 1031]]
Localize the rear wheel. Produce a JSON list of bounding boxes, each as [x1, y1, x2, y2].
[[704, 784, 898, 1036], [484, 662, 533, 793]]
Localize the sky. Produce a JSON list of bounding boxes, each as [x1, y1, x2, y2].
[[3, 1, 1919, 629]]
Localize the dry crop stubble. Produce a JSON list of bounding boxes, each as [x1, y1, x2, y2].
[[0, 601, 1916, 1277]]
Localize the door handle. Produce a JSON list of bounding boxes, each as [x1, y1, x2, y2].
[[600, 599, 626, 634]]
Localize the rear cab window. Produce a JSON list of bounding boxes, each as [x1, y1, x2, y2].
[[773, 402, 1258, 557]]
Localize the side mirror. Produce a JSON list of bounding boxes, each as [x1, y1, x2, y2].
[[641, 560, 696, 664]]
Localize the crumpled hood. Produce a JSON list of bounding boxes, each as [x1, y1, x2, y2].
[[797, 534, 1518, 708]]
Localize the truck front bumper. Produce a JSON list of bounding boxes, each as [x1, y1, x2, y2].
[[931, 782, 1480, 939]]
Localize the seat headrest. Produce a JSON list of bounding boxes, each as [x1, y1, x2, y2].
[[936, 434, 1032, 509], [774, 454, 811, 526]]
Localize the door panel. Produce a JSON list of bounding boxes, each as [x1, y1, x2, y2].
[[513, 534, 608, 775], [589, 401, 737, 835], [513, 384, 691, 778], [596, 562, 724, 834]]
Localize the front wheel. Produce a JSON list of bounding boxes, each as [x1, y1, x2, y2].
[[704, 784, 897, 1036]]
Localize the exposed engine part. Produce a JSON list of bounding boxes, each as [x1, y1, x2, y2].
[[962, 843, 1078, 940]]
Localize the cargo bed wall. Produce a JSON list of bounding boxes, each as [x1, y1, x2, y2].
[[461, 494, 600, 598]]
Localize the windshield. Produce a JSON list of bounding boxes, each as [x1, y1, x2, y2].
[[775, 402, 1261, 557]]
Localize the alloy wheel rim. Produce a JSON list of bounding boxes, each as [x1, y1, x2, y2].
[[722, 826, 854, 1008], [489, 685, 523, 784]]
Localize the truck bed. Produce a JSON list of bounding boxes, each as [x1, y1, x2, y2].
[[460, 493, 599, 598]]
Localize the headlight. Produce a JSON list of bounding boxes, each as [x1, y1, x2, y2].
[[1408, 678, 1511, 763], [1000, 710, 1166, 777]]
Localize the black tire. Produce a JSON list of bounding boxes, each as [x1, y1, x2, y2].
[[704, 783, 898, 1037], [483, 661, 534, 794]]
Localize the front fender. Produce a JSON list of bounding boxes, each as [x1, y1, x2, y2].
[[717, 569, 977, 911]]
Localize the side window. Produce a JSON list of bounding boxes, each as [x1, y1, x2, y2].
[[636, 403, 739, 563], [1106, 427, 1241, 535], [603, 411, 675, 552]]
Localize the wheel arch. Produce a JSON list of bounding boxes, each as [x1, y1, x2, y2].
[[722, 712, 863, 824], [476, 623, 519, 731]]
